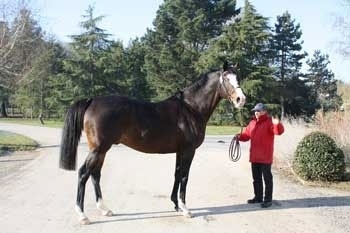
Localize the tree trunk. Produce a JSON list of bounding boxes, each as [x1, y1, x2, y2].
[[0, 101, 8, 117], [280, 96, 285, 120]]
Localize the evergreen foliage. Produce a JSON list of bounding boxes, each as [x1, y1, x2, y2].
[[306, 50, 342, 111], [199, 0, 277, 123], [0, 1, 344, 122], [144, 0, 239, 100], [293, 131, 345, 181], [63, 5, 114, 99], [125, 39, 153, 100], [270, 11, 308, 117]]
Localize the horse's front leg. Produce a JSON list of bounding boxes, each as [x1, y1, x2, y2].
[[171, 153, 181, 211], [173, 147, 195, 218]]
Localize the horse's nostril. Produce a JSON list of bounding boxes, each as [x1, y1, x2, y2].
[[236, 97, 240, 103]]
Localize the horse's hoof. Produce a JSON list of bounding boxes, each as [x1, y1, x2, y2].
[[79, 217, 90, 225], [102, 210, 113, 216], [183, 211, 193, 218]]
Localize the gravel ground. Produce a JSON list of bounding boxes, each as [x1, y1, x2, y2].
[[0, 122, 349, 233]]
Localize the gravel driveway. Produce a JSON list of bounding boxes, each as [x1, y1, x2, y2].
[[0, 122, 349, 233]]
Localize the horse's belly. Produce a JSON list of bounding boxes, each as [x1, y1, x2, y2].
[[119, 132, 179, 154], [121, 141, 177, 154]]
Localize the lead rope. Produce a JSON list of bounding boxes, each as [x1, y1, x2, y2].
[[229, 109, 244, 162]]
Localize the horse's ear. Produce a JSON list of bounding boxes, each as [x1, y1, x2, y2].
[[223, 61, 229, 71], [234, 63, 239, 69]]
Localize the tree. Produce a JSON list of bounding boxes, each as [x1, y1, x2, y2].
[[63, 5, 113, 99], [144, 0, 240, 100], [13, 40, 68, 118], [306, 50, 342, 111], [198, 0, 277, 123], [97, 40, 129, 96], [270, 11, 308, 117], [125, 38, 153, 100], [40, 41, 70, 118], [0, 1, 43, 117]]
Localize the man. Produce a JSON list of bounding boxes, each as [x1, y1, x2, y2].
[[237, 103, 284, 208]]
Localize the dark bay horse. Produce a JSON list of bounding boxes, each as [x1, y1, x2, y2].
[[59, 62, 246, 224]]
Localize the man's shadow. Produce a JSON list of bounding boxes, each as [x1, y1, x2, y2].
[[191, 196, 350, 217]]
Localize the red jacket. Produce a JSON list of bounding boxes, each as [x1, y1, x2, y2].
[[238, 114, 284, 164]]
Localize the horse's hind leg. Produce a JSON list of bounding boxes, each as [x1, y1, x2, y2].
[[75, 149, 112, 224], [75, 153, 94, 225], [90, 152, 113, 217]]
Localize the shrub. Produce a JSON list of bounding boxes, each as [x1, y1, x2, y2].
[[293, 131, 345, 181]]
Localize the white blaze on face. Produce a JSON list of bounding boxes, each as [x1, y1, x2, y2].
[[226, 73, 239, 88], [221, 73, 246, 107]]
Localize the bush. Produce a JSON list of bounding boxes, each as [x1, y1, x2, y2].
[[293, 131, 345, 181]]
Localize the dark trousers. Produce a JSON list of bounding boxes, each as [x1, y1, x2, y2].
[[251, 163, 273, 202]]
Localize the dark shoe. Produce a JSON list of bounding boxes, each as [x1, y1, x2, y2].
[[247, 198, 263, 204], [261, 201, 272, 208]]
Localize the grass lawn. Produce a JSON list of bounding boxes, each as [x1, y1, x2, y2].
[[205, 125, 242, 135], [0, 118, 63, 128], [0, 131, 38, 155]]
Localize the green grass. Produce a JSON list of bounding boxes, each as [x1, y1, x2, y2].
[[0, 130, 38, 154], [0, 118, 63, 128], [205, 125, 242, 135]]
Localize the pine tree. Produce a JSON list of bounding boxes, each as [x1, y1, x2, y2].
[[63, 5, 113, 99], [306, 50, 342, 111], [198, 0, 277, 123], [270, 11, 308, 117], [125, 38, 153, 100], [144, 0, 239, 100], [98, 40, 129, 95]]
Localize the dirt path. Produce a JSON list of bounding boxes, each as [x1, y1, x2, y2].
[[0, 122, 349, 233]]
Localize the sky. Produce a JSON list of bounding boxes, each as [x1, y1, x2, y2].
[[32, 0, 350, 83]]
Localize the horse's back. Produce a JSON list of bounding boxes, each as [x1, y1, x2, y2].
[[83, 95, 183, 153]]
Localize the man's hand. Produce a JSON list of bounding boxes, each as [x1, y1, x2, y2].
[[272, 116, 280, 124]]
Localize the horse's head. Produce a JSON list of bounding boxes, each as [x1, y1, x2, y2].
[[219, 61, 246, 108]]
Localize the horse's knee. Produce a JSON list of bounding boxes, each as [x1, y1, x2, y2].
[[181, 176, 188, 184]]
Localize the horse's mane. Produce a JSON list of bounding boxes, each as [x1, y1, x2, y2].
[[184, 69, 220, 93], [168, 69, 220, 102]]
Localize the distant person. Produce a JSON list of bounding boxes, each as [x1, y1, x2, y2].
[[237, 103, 284, 208], [39, 113, 44, 125]]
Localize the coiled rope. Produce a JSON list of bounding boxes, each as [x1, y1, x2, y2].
[[229, 134, 241, 162], [229, 109, 244, 162]]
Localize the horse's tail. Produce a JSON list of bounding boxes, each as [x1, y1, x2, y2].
[[59, 98, 93, 170]]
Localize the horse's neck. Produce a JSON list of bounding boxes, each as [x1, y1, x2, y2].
[[183, 74, 222, 123]]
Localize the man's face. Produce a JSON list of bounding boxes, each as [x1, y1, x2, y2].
[[255, 110, 266, 119]]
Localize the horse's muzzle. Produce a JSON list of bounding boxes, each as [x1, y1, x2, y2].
[[231, 88, 246, 108]]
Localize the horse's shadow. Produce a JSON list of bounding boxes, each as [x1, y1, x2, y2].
[[91, 196, 350, 224]]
